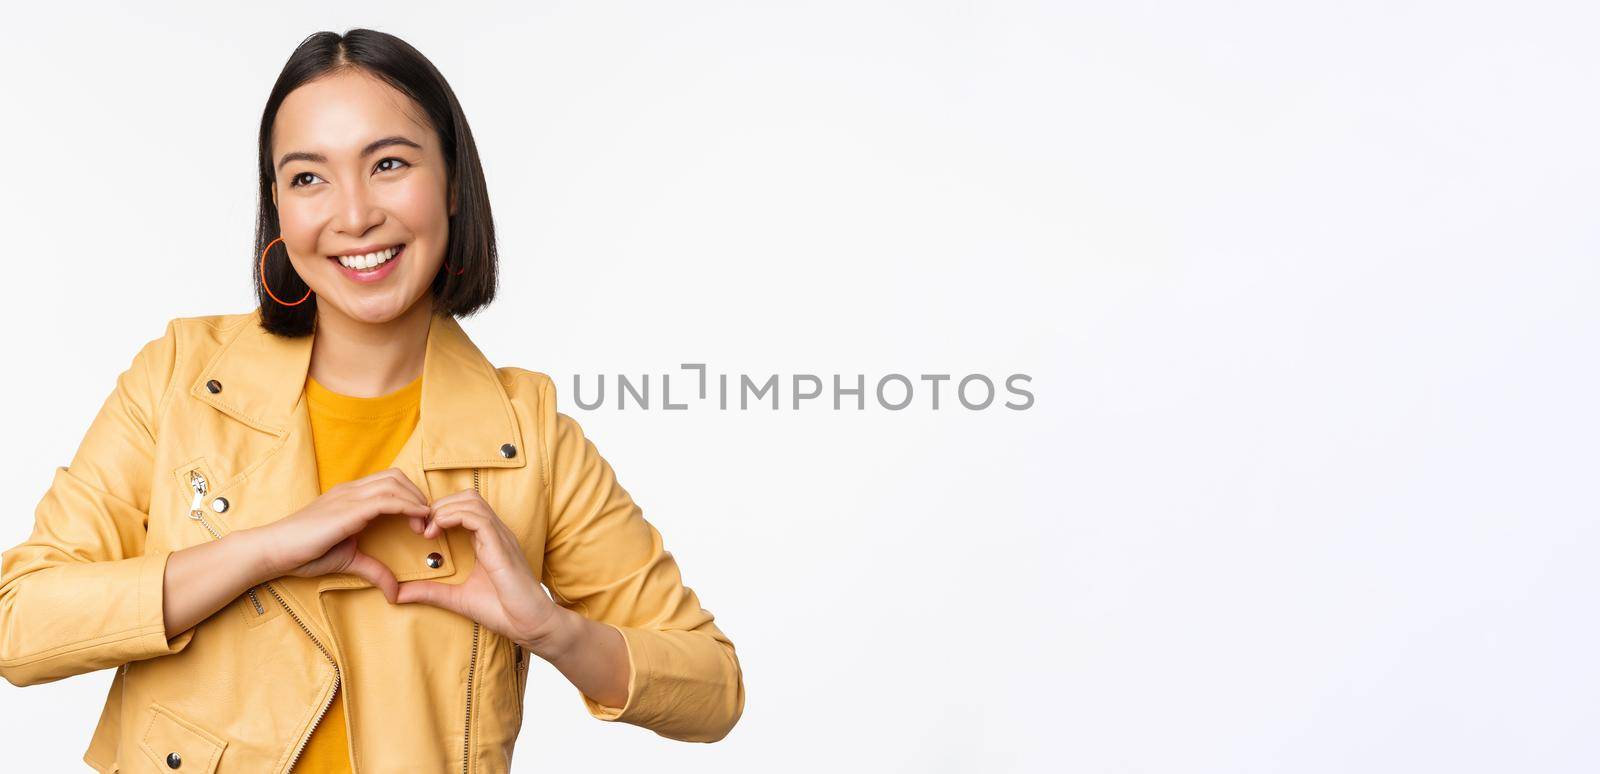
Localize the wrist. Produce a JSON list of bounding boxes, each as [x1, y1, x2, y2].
[[521, 605, 581, 663], [227, 527, 280, 583]]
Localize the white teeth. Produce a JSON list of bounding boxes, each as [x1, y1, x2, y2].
[[335, 245, 399, 270]]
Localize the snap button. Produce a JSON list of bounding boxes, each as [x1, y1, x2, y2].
[[425, 552, 444, 569], [166, 751, 182, 768], [205, 379, 222, 394], [211, 497, 229, 513], [500, 443, 517, 458]]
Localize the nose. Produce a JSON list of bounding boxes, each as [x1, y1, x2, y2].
[[333, 179, 385, 237]]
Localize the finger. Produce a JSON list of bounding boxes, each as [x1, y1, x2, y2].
[[435, 499, 516, 546], [423, 502, 489, 539], [396, 579, 464, 613], [472, 503, 521, 553], [488, 507, 520, 546], [380, 467, 429, 505], [355, 495, 432, 529], [344, 549, 401, 604], [428, 489, 481, 510], [351, 469, 428, 506], [417, 495, 472, 536], [381, 494, 434, 518], [431, 496, 499, 521], [374, 472, 429, 506], [425, 505, 516, 570], [345, 467, 405, 492], [409, 514, 426, 534], [424, 503, 490, 539]]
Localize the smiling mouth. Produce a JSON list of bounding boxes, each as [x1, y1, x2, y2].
[[328, 243, 405, 272]]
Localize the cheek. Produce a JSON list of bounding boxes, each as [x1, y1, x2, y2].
[[388, 181, 450, 237], [276, 199, 324, 257], [384, 181, 450, 274]]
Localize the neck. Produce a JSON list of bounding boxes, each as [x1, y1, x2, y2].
[[307, 297, 433, 398]]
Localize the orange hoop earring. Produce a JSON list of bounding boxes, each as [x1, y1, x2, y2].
[[444, 260, 465, 276], [260, 236, 313, 306]]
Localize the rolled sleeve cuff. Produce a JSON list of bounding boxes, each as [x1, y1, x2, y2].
[[581, 621, 650, 722], [128, 549, 197, 658]]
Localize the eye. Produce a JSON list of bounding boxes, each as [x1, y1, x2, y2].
[[284, 158, 408, 189], [375, 157, 411, 174]]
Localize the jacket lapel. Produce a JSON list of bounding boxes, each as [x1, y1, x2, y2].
[[190, 307, 527, 474]]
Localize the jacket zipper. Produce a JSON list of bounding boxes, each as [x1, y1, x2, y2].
[[187, 468, 341, 773], [512, 642, 527, 727], [463, 467, 481, 774], [188, 471, 265, 614], [514, 643, 526, 695], [271, 581, 340, 774]]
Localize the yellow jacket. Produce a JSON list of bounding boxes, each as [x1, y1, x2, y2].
[[0, 309, 745, 772]]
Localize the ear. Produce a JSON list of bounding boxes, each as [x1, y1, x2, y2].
[[270, 182, 277, 210]]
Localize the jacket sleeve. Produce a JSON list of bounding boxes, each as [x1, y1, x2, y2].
[[0, 319, 197, 687], [536, 375, 745, 742]]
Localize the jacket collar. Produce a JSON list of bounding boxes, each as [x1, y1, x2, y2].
[[189, 308, 526, 472]]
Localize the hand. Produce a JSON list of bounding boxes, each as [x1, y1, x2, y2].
[[396, 488, 565, 651], [248, 468, 432, 604]]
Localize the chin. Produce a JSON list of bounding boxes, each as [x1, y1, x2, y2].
[[325, 294, 420, 326]]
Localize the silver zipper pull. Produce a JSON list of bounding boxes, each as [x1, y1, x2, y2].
[[188, 469, 208, 520]]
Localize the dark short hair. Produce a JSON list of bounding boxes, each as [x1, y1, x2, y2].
[[254, 28, 497, 337]]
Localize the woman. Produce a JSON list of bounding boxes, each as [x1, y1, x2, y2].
[[0, 28, 744, 773]]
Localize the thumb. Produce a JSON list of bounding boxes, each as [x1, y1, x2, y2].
[[396, 579, 462, 612], [343, 549, 400, 604]]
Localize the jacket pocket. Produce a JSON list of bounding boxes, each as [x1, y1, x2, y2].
[[138, 701, 227, 773]]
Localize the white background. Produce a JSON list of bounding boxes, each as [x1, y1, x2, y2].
[[2, 2, 1597, 771]]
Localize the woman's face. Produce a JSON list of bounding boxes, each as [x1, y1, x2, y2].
[[270, 68, 453, 325]]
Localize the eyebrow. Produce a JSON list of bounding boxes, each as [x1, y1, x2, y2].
[[276, 135, 424, 171]]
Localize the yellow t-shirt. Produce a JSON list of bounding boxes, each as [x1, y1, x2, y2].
[[293, 372, 423, 773]]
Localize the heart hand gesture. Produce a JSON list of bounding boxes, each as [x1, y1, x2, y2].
[[395, 489, 564, 650]]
